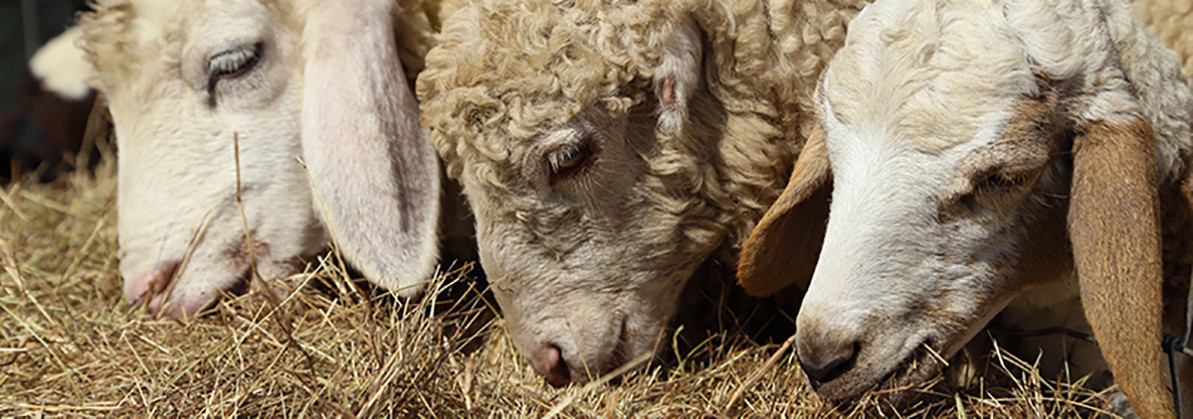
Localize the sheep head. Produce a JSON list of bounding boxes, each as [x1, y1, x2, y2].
[[739, 0, 1193, 415], [78, 0, 442, 319], [418, 0, 822, 385]]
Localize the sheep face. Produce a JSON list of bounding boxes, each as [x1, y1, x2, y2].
[[94, 1, 322, 318], [419, 2, 732, 385], [465, 110, 709, 386], [791, 0, 1176, 401], [802, 89, 1070, 398], [82, 0, 442, 319]]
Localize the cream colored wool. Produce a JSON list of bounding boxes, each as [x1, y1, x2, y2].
[[1134, 0, 1193, 76], [420, 0, 865, 265], [417, 0, 868, 384]]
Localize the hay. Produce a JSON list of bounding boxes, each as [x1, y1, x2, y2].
[[0, 159, 1123, 417]]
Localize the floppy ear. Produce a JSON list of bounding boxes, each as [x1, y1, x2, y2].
[[300, 0, 440, 297], [29, 26, 93, 102], [736, 124, 831, 297], [654, 18, 702, 134], [1068, 117, 1172, 417]]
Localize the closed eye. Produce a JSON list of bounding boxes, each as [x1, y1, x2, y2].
[[972, 171, 1027, 194], [205, 42, 263, 105], [950, 169, 1034, 214]]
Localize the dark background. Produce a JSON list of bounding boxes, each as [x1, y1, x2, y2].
[[1, 0, 90, 108], [1, 0, 97, 182]]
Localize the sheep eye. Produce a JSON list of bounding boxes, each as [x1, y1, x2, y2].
[[205, 43, 263, 97], [547, 141, 594, 182], [973, 172, 1025, 194]]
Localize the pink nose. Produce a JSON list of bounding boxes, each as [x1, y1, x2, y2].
[[533, 344, 571, 387], [124, 262, 177, 304]]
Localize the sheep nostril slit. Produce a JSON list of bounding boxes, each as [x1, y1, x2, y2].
[[543, 344, 571, 387], [799, 341, 859, 390]]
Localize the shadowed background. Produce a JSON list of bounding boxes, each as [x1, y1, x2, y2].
[[1, 1, 87, 106], [1, 0, 95, 182]]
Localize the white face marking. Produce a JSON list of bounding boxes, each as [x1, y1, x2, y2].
[[793, 0, 1092, 399]]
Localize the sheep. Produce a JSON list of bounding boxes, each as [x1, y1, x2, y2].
[[76, 0, 456, 319], [416, 0, 868, 386], [736, 0, 1193, 416]]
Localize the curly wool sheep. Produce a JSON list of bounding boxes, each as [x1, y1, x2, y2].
[[417, 0, 867, 385], [77, 0, 464, 319], [738, 0, 1193, 416]]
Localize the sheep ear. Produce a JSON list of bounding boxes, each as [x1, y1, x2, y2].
[[1068, 117, 1171, 417], [736, 124, 831, 296], [300, 0, 440, 297], [654, 19, 702, 134], [29, 26, 93, 101]]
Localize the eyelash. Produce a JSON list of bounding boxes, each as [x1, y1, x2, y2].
[[951, 171, 1030, 213], [205, 43, 264, 105], [546, 139, 596, 185], [973, 172, 1026, 194]]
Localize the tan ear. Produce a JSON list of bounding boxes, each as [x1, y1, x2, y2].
[[736, 124, 831, 297], [1068, 118, 1172, 418], [300, 0, 441, 297]]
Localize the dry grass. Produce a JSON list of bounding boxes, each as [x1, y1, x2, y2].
[[0, 160, 1126, 417]]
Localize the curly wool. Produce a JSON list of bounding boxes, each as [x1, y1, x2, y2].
[[418, 0, 868, 252], [1133, 0, 1193, 76]]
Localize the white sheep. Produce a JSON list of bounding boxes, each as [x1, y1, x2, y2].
[[737, 0, 1193, 416], [417, 0, 868, 386], [75, 0, 451, 319]]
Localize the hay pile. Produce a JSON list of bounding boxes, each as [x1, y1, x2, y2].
[[0, 160, 1122, 417]]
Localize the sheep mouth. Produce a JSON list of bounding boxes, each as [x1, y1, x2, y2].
[[876, 339, 948, 397], [573, 315, 648, 386], [816, 338, 947, 405], [145, 265, 255, 320]]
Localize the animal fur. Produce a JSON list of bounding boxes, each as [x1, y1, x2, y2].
[[417, 0, 868, 384], [737, 0, 1193, 416], [1133, 0, 1193, 76], [76, 0, 457, 319]]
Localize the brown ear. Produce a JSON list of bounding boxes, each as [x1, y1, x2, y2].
[[736, 125, 831, 297], [1068, 118, 1172, 418]]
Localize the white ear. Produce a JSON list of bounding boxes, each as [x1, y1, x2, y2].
[[300, 0, 440, 296], [655, 18, 702, 134], [29, 26, 93, 101]]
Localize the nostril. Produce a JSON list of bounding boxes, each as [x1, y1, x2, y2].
[[540, 344, 572, 387], [799, 341, 859, 390]]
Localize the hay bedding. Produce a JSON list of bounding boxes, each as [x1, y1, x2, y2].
[[0, 160, 1121, 417]]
